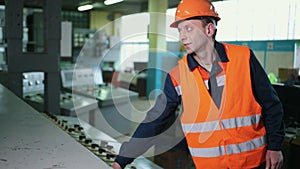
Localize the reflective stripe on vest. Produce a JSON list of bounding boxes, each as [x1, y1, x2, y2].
[[182, 114, 262, 133], [189, 135, 266, 157], [174, 85, 182, 96]]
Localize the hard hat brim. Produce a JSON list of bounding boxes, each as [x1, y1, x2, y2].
[[170, 20, 180, 28], [170, 16, 220, 28]]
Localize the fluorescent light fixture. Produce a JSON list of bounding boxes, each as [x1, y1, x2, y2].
[[77, 4, 93, 11], [104, 0, 124, 5]]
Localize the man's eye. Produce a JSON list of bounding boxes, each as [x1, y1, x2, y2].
[[186, 27, 192, 31]]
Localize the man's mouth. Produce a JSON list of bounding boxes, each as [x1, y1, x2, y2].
[[184, 43, 191, 49]]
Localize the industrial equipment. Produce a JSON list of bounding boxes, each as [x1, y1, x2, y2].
[[61, 67, 139, 138], [0, 83, 162, 169], [22, 71, 98, 123]]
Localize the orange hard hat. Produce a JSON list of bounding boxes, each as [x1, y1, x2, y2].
[[170, 0, 220, 28]]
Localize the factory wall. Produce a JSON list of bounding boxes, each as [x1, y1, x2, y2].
[[89, 11, 122, 36], [225, 40, 297, 78]]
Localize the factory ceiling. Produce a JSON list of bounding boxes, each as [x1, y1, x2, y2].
[[0, 0, 224, 15]]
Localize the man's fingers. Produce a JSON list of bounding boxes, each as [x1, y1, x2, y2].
[[265, 159, 270, 169]]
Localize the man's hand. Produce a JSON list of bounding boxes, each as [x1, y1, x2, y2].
[[265, 150, 283, 169], [112, 162, 122, 169]]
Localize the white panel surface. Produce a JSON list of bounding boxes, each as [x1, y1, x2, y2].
[[61, 21, 72, 57], [0, 84, 110, 169]]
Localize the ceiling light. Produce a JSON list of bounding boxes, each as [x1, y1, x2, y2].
[[104, 0, 124, 5], [77, 4, 93, 11]]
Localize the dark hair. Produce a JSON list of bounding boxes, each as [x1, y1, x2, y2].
[[201, 17, 217, 39]]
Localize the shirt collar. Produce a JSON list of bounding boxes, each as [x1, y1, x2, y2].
[[187, 41, 229, 71]]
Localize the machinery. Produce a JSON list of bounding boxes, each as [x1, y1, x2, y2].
[[22, 71, 98, 123], [44, 113, 162, 169], [0, 83, 162, 169], [61, 67, 139, 138]]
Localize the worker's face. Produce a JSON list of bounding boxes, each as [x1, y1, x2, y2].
[[177, 19, 210, 54]]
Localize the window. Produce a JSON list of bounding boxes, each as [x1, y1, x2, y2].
[[119, 13, 149, 71], [166, 0, 300, 41]]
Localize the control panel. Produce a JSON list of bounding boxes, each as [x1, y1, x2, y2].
[[61, 68, 138, 105], [43, 114, 162, 169], [61, 67, 103, 88], [22, 72, 98, 117], [45, 114, 119, 166], [23, 72, 44, 93], [60, 68, 139, 138], [0, 84, 110, 169]]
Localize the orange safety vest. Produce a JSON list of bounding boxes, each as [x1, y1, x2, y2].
[[169, 43, 267, 169]]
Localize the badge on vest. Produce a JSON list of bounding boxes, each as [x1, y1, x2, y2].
[[216, 75, 226, 87]]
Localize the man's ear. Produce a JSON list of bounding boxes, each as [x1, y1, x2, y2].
[[206, 23, 215, 37]]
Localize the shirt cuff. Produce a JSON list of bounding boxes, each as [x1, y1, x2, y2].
[[114, 155, 134, 169]]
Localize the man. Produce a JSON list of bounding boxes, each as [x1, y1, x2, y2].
[[113, 0, 285, 168]]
